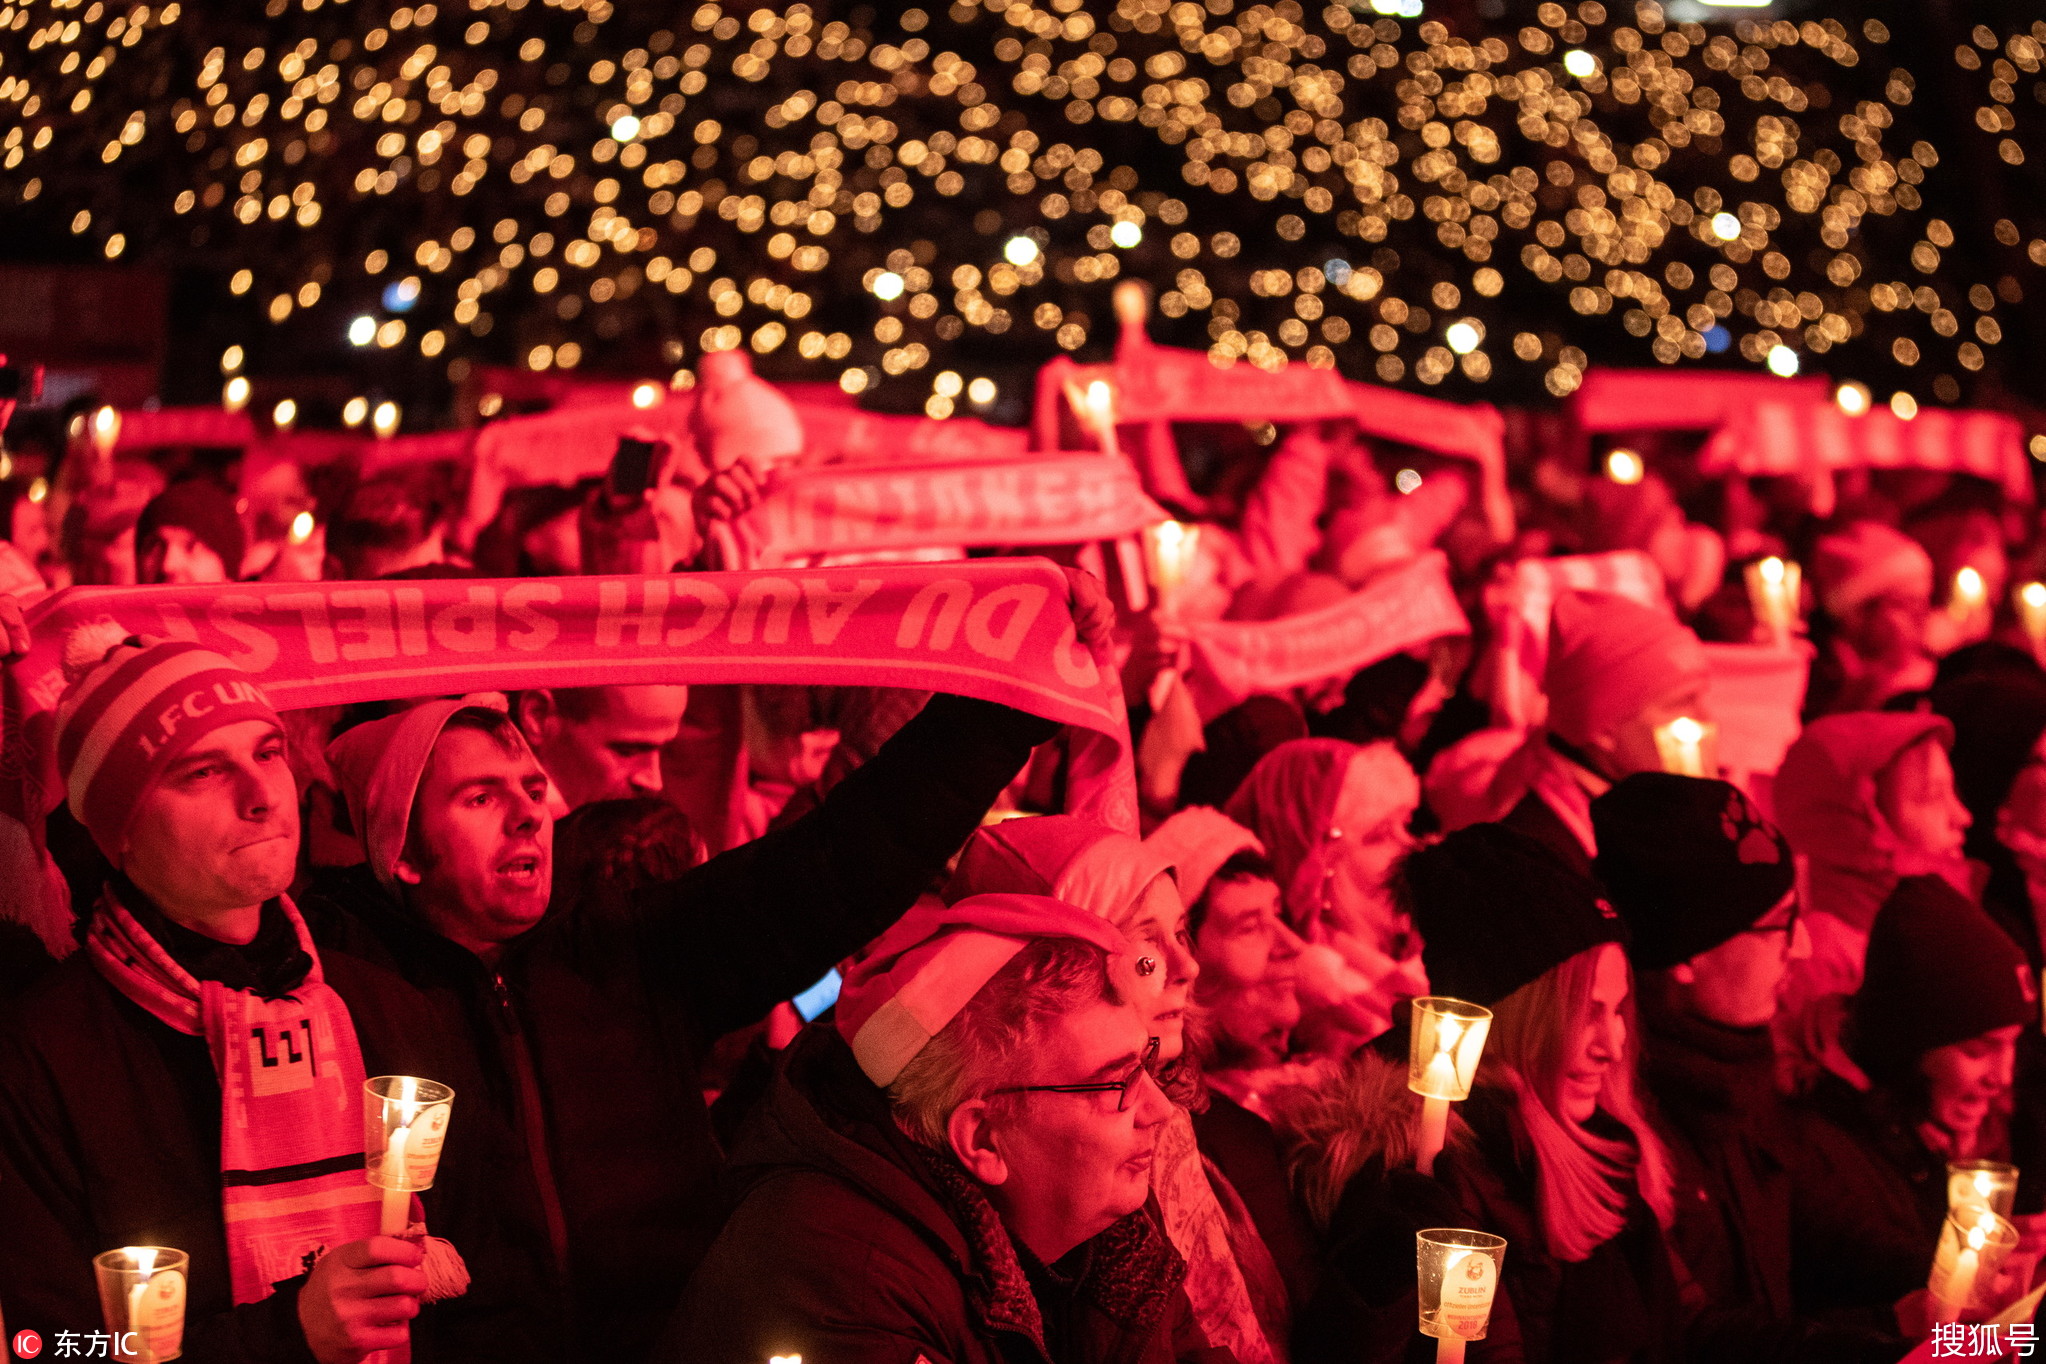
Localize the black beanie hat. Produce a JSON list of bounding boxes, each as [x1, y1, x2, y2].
[[1852, 875, 2035, 1080], [1402, 822, 1628, 1007], [1933, 669, 2046, 861], [137, 480, 245, 581], [1592, 774, 1796, 971]]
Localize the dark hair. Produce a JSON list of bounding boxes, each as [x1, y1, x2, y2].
[[328, 470, 446, 575], [1189, 849, 1276, 934], [553, 797, 703, 907]]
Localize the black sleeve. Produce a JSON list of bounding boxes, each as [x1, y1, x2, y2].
[[0, 1032, 318, 1364], [635, 693, 1058, 1039]]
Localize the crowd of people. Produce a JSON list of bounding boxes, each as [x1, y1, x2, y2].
[[3, 361, 2046, 1364]]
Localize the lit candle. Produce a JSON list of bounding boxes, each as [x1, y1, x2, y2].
[[125, 1246, 155, 1363], [94, 1245, 186, 1364], [1951, 566, 1988, 622], [1939, 1222, 1986, 1323], [222, 375, 251, 414], [1947, 1160, 2019, 1221], [1417, 1228, 1506, 1361], [1063, 376, 1122, 460], [1742, 556, 1802, 648], [1928, 1210, 2016, 1323], [1143, 520, 1202, 612], [2017, 583, 2046, 664], [1409, 999, 1492, 1176], [90, 405, 121, 460], [1652, 717, 1715, 778], [366, 1075, 453, 1242], [380, 1119, 413, 1237]]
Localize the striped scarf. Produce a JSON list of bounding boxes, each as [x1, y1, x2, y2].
[[86, 890, 382, 1303]]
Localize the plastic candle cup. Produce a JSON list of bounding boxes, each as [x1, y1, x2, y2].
[[1742, 557, 1802, 648], [364, 1076, 455, 1237], [1947, 1161, 2019, 1221], [1417, 1229, 1507, 1361], [95, 1245, 188, 1363], [1408, 998, 1493, 1176], [1652, 717, 1717, 778], [1928, 1209, 2017, 1323]]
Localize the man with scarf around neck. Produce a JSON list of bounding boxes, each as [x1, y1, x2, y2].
[[0, 633, 453, 1363], [1501, 590, 1712, 879], [1592, 775, 1905, 1364], [312, 671, 1075, 1361], [661, 895, 1233, 1364]]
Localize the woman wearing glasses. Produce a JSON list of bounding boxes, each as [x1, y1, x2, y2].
[[663, 894, 1224, 1364], [948, 815, 1291, 1364]]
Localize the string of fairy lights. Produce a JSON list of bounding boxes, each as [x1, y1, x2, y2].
[[2, 0, 2045, 427]]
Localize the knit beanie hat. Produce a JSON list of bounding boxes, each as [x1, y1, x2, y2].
[[1592, 774, 1795, 970], [1145, 806, 1264, 909], [690, 348, 805, 472], [1811, 521, 1934, 618], [1544, 590, 1707, 752], [325, 694, 513, 889], [1402, 822, 1627, 1006], [55, 629, 281, 858], [836, 893, 1129, 1086], [137, 480, 246, 581], [1852, 876, 2034, 1080], [1933, 669, 2046, 862]]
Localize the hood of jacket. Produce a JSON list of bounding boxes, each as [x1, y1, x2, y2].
[[1772, 710, 1954, 930]]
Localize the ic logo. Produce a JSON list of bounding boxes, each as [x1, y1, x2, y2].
[[12, 1329, 42, 1359]]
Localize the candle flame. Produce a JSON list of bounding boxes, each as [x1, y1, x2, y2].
[[1957, 567, 1985, 600], [2024, 582, 2046, 611], [289, 511, 316, 544], [1668, 716, 1706, 745], [630, 382, 661, 410], [1967, 1224, 1989, 1252], [1976, 1172, 1994, 1196], [128, 1246, 157, 1278], [92, 405, 119, 437], [1084, 380, 1112, 416], [1759, 556, 1785, 586], [1435, 1015, 1464, 1054]]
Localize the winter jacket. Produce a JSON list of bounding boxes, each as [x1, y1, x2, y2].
[[0, 894, 542, 1363], [1638, 1006, 1906, 1364], [1192, 1092, 1317, 1315], [662, 1026, 1231, 1364], [307, 692, 1056, 1363], [1435, 1090, 1682, 1364], [1267, 1050, 1524, 1364], [1784, 1076, 1947, 1321]]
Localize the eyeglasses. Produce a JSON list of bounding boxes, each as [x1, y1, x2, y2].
[[989, 1037, 1161, 1113]]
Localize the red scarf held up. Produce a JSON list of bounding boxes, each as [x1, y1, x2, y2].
[[86, 892, 382, 1304]]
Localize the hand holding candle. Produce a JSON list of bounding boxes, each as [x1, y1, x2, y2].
[[1408, 997, 1493, 1177], [94, 1245, 187, 1364], [1417, 1229, 1507, 1363]]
